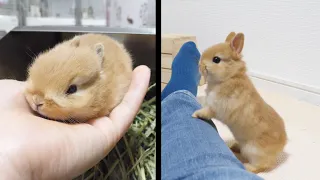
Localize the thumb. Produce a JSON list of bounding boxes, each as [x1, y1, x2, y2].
[[91, 65, 151, 141]]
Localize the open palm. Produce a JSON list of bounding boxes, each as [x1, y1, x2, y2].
[[0, 65, 150, 180]]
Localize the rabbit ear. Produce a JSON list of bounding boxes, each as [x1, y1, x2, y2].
[[225, 32, 236, 42], [94, 43, 105, 64], [70, 36, 80, 47], [230, 33, 244, 54]]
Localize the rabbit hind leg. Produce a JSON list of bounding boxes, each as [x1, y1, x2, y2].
[[241, 143, 277, 173]]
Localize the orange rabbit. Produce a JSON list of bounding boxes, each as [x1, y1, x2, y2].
[[25, 34, 132, 123], [192, 32, 287, 173]]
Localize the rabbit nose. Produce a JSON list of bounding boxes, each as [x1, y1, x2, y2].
[[35, 103, 43, 110], [32, 95, 44, 108]]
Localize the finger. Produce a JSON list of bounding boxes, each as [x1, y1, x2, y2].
[[91, 65, 151, 139], [111, 65, 151, 133]]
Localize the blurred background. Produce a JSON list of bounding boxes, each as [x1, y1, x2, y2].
[[0, 0, 155, 34]]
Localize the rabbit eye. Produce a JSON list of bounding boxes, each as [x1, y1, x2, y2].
[[212, 56, 221, 64], [66, 84, 77, 94]]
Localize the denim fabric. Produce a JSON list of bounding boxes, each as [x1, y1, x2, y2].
[[161, 90, 263, 180]]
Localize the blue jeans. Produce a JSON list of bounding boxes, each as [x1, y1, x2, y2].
[[161, 90, 263, 180]]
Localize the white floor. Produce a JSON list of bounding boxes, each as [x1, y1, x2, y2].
[[197, 85, 320, 180]]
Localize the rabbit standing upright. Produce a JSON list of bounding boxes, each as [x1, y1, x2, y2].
[[192, 32, 287, 173]]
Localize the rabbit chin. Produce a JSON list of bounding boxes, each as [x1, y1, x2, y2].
[[35, 110, 53, 120], [30, 105, 64, 121], [36, 110, 79, 122], [33, 108, 56, 120], [41, 108, 98, 123]]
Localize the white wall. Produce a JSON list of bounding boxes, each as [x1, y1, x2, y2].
[[162, 0, 320, 106]]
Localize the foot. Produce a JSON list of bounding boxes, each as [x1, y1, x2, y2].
[[229, 141, 241, 153], [244, 163, 268, 174], [192, 107, 215, 120], [161, 41, 201, 101]]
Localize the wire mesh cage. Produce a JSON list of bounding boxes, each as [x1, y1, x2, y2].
[[0, 0, 156, 32], [0, 0, 16, 15]]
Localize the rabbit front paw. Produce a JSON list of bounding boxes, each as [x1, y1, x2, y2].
[[192, 107, 215, 120]]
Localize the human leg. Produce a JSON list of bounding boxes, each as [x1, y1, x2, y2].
[[161, 91, 262, 180]]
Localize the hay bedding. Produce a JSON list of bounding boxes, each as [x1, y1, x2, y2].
[[74, 84, 156, 180]]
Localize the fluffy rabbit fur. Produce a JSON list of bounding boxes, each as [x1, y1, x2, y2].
[[192, 32, 287, 173], [25, 33, 132, 123]]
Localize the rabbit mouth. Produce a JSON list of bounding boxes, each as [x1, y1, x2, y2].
[[203, 66, 208, 75]]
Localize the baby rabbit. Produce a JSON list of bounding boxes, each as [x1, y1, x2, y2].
[[192, 32, 287, 173], [24, 33, 132, 123]]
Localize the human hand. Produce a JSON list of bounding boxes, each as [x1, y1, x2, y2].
[[0, 65, 150, 180]]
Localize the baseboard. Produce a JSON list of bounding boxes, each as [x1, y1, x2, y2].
[[248, 72, 320, 106]]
